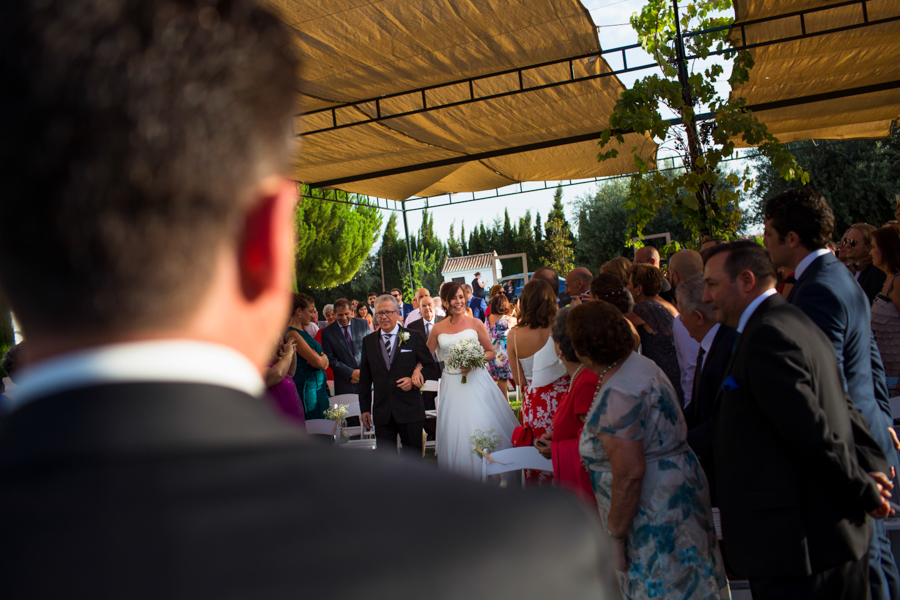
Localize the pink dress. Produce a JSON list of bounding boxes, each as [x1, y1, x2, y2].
[[267, 363, 306, 428]]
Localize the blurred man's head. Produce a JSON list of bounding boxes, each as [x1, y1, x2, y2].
[[702, 241, 777, 328], [419, 296, 435, 322], [667, 250, 704, 289], [675, 275, 716, 343], [633, 246, 660, 267], [415, 288, 431, 308], [0, 0, 299, 365], [463, 284, 472, 300], [333, 299, 352, 328], [564, 267, 593, 299], [367, 293, 377, 306], [531, 267, 559, 297]]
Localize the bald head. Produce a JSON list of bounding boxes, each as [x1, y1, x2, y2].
[[634, 246, 660, 267], [667, 249, 704, 288], [565, 267, 593, 298]]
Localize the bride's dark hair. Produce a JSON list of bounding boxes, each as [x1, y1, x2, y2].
[[440, 282, 463, 313]]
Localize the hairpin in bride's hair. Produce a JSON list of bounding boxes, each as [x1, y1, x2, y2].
[[603, 289, 627, 299]]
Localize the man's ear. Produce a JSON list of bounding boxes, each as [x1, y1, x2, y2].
[[238, 178, 296, 302]]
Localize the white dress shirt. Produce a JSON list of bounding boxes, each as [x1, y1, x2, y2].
[[381, 323, 401, 354], [404, 304, 446, 326], [793, 248, 831, 280], [673, 315, 700, 405], [11, 340, 265, 410], [698, 323, 721, 371], [737, 288, 778, 333]]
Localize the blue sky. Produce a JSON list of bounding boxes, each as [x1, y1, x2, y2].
[[370, 0, 741, 247]]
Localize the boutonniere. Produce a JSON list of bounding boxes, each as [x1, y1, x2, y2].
[[398, 331, 410, 345]]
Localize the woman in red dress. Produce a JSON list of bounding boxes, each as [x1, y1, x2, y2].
[[508, 279, 569, 484]]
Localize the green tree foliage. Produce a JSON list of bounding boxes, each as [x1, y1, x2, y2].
[[533, 212, 545, 261], [294, 187, 383, 289], [574, 179, 693, 272], [402, 249, 444, 299], [544, 218, 575, 276], [747, 132, 900, 234], [299, 255, 383, 308], [379, 213, 408, 292], [597, 0, 807, 245], [447, 221, 463, 257], [459, 222, 468, 255]]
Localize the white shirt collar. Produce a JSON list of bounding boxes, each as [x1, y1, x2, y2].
[[11, 340, 265, 410], [737, 288, 778, 333], [794, 248, 831, 280], [382, 324, 400, 336], [700, 323, 721, 354]]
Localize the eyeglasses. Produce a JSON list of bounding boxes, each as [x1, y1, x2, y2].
[[840, 238, 859, 246], [375, 310, 397, 318]]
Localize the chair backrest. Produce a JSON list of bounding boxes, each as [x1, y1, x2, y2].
[[306, 419, 338, 437], [481, 446, 552, 487], [420, 379, 440, 393], [331, 395, 361, 417]]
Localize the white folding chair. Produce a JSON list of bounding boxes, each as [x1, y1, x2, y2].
[[481, 446, 552, 488], [422, 380, 440, 457], [331, 395, 363, 439], [305, 419, 340, 444]]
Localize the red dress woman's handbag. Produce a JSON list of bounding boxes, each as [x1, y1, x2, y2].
[[511, 425, 533, 447]]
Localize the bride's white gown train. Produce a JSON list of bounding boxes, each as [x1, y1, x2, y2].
[[436, 329, 520, 479]]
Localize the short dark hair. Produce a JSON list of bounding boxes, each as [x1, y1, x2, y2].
[[551, 307, 578, 362], [764, 189, 835, 250], [590, 274, 633, 314], [531, 267, 559, 296], [0, 0, 298, 338], [873, 225, 900, 274], [567, 302, 633, 365], [701, 240, 777, 286], [630, 264, 663, 297], [517, 279, 557, 329], [489, 293, 511, 316], [333, 298, 350, 311], [367, 292, 377, 298]]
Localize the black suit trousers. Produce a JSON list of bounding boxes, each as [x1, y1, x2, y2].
[[375, 414, 425, 456], [749, 555, 869, 600]]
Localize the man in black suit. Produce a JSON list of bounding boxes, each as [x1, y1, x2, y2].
[[390, 288, 414, 321], [702, 240, 893, 599], [359, 294, 435, 456], [764, 189, 900, 600], [321, 298, 370, 397], [406, 295, 443, 439], [674, 274, 738, 504], [0, 1, 619, 598]]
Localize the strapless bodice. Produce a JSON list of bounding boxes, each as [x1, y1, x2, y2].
[[437, 329, 480, 374]]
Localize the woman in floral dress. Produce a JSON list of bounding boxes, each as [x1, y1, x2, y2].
[[486, 293, 516, 396], [508, 279, 570, 485], [569, 301, 728, 600]]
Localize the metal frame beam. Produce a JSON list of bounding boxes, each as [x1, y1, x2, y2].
[[296, 0, 898, 140]]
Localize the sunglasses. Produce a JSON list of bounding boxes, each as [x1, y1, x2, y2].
[[840, 238, 859, 246]]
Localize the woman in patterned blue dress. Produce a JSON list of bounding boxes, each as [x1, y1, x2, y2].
[[568, 302, 728, 600]]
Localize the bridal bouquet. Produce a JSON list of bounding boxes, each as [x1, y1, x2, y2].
[[445, 337, 485, 383]]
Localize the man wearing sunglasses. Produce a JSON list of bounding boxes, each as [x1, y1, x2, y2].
[[390, 288, 414, 321]]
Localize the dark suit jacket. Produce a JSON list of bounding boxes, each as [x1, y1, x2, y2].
[[787, 252, 899, 479], [406, 316, 444, 381], [398, 301, 414, 321], [683, 323, 739, 504], [320, 318, 370, 396], [468, 296, 487, 322], [358, 327, 436, 425], [713, 293, 887, 578], [0, 381, 617, 598], [857, 263, 887, 305]]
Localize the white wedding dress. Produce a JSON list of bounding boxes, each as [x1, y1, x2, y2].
[[436, 329, 520, 479]]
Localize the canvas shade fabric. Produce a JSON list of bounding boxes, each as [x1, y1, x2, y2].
[[264, 0, 657, 201], [730, 0, 900, 145]]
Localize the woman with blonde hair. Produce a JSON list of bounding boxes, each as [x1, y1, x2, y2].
[[844, 223, 886, 304], [599, 256, 633, 287], [508, 279, 569, 484]]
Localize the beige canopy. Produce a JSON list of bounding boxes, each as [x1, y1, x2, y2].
[[731, 0, 900, 144], [264, 0, 657, 201]]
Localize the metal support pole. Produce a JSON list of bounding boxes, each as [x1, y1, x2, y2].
[[401, 204, 415, 292]]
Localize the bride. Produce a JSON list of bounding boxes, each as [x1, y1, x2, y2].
[[426, 282, 520, 479]]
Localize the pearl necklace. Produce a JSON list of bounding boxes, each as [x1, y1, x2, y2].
[[567, 364, 585, 395], [597, 358, 622, 387]]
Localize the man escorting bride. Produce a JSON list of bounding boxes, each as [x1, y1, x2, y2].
[[426, 282, 520, 479]]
